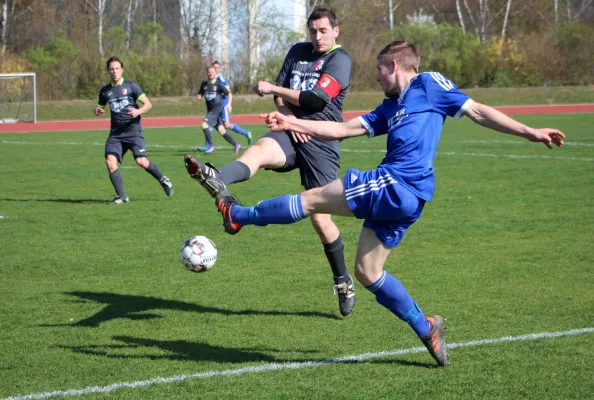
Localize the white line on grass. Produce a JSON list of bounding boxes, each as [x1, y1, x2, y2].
[[4, 327, 593, 400], [2, 140, 593, 162]]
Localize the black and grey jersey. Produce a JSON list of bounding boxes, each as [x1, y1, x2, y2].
[[199, 80, 230, 111], [97, 78, 145, 137], [275, 42, 352, 122]]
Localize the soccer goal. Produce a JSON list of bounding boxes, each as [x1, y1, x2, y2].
[[0, 73, 36, 123]]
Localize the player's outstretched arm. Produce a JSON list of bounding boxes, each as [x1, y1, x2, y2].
[[261, 112, 368, 140], [464, 102, 565, 149]]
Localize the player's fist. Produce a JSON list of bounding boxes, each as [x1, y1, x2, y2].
[[95, 107, 105, 116], [253, 81, 273, 96]]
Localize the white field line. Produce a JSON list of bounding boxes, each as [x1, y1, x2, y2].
[[1, 140, 593, 162], [4, 327, 593, 400]]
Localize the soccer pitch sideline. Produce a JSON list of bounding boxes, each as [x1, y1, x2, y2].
[[1, 113, 593, 399]]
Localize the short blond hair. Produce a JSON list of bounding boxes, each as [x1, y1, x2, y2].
[[377, 41, 420, 73]]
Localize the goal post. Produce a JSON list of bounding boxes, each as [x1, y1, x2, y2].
[[0, 73, 37, 123]]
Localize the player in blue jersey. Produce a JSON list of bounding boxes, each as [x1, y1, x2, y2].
[[95, 56, 173, 205], [185, 8, 356, 317], [201, 41, 566, 367], [196, 61, 252, 151]]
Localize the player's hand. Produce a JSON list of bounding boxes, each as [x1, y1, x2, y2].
[[253, 81, 273, 96], [95, 107, 105, 116], [195, 95, 202, 101], [127, 108, 141, 118], [260, 112, 292, 132], [290, 131, 310, 143], [528, 128, 565, 149]]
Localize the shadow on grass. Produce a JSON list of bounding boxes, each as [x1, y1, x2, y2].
[[61, 336, 434, 367], [0, 198, 106, 204], [61, 336, 322, 363], [41, 291, 339, 327]]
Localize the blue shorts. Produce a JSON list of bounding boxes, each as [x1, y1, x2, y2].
[[344, 168, 425, 249], [220, 106, 230, 123]]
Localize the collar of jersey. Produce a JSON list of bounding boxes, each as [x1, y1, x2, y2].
[[208, 79, 217, 84], [398, 74, 418, 103], [110, 77, 124, 87], [313, 44, 341, 55]]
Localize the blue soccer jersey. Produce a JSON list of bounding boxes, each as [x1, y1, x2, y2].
[[216, 73, 229, 106], [358, 72, 473, 202]]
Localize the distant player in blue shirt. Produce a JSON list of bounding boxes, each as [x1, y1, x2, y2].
[[202, 41, 566, 367]]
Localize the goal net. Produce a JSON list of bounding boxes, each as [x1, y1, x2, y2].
[[0, 73, 36, 123]]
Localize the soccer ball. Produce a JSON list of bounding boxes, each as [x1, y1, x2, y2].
[[180, 236, 218, 272]]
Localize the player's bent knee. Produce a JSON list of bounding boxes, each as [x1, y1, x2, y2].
[[201, 123, 209, 129]]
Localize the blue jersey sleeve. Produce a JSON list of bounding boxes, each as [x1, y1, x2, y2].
[[424, 72, 472, 119], [357, 103, 388, 138], [216, 74, 228, 87]]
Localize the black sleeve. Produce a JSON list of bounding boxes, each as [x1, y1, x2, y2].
[[298, 91, 327, 112], [219, 83, 230, 95], [198, 82, 205, 96], [310, 49, 352, 103]]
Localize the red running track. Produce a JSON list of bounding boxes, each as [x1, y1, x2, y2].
[[0, 104, 592, 134]]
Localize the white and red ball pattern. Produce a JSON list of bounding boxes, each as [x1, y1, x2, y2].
[[180, 236, 218, 272]]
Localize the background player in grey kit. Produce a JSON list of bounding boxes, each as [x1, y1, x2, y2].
[[184, 8, 355, 316], [196, 66, 242, 154], [95, 56, 173, 205]]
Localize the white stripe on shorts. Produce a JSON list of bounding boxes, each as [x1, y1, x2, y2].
[[345, 174, 397, 201]]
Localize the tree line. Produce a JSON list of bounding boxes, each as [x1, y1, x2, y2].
[[1, 0, 592, 100]]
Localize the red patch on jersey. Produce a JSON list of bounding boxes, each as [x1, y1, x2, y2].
[[315, 74, 342, 98]]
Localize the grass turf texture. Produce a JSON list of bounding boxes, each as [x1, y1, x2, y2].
[[37, 85, 594, 121], [0, 113, 593, 399]]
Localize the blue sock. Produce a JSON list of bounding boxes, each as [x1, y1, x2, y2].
[[366, 271, 430, 339], [230, 124, 249, 136], [230, 194, 307, 226]]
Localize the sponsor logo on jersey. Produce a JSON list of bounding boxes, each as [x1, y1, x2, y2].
[[313, 60, 324, 71], [138, 148, 146, 153], [388, 107, 409, 127], [122, 88, 128, 95]]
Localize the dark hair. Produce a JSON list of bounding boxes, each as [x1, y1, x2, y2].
[[106, 56, 123, 70], [307, 8, 338, 28], [212, 61, 220, 66], [377, 41, 420, 73]]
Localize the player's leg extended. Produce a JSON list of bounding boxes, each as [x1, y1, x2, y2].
[[135, 156, 173, 197], [217, 124, 241, 154], [184, 133, 288, 198], [356, 228, 448, 366], [222, 106, 252, 144]]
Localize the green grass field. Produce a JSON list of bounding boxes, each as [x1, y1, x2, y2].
[[1, 113, 593, 399]]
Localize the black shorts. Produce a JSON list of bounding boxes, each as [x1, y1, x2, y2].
[[264, 131, 340, 189], [204, 109, 223, 128], [105, 135, 147, 162]]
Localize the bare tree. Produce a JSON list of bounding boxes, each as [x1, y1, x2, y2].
[[500, 0, 512, 44], [387, 0, 402, 30], [85, 0, 108, 57], [456, 0, 467, 33], [1, 0, 31, 60], [124, 0, 139, 49]]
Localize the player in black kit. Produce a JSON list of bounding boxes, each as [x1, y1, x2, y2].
[[196, 66, 242, 154], [184, 8, 356, 316], [95, 56, 173, 205]]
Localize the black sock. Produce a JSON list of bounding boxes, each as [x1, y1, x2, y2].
[[222, 133, 238, 146], [109, 169, 127, 199], [323, 235, 349, 284], [144, 161, 164, 181], [202, 127, 214, 144], [220, 160, 251, 185]]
